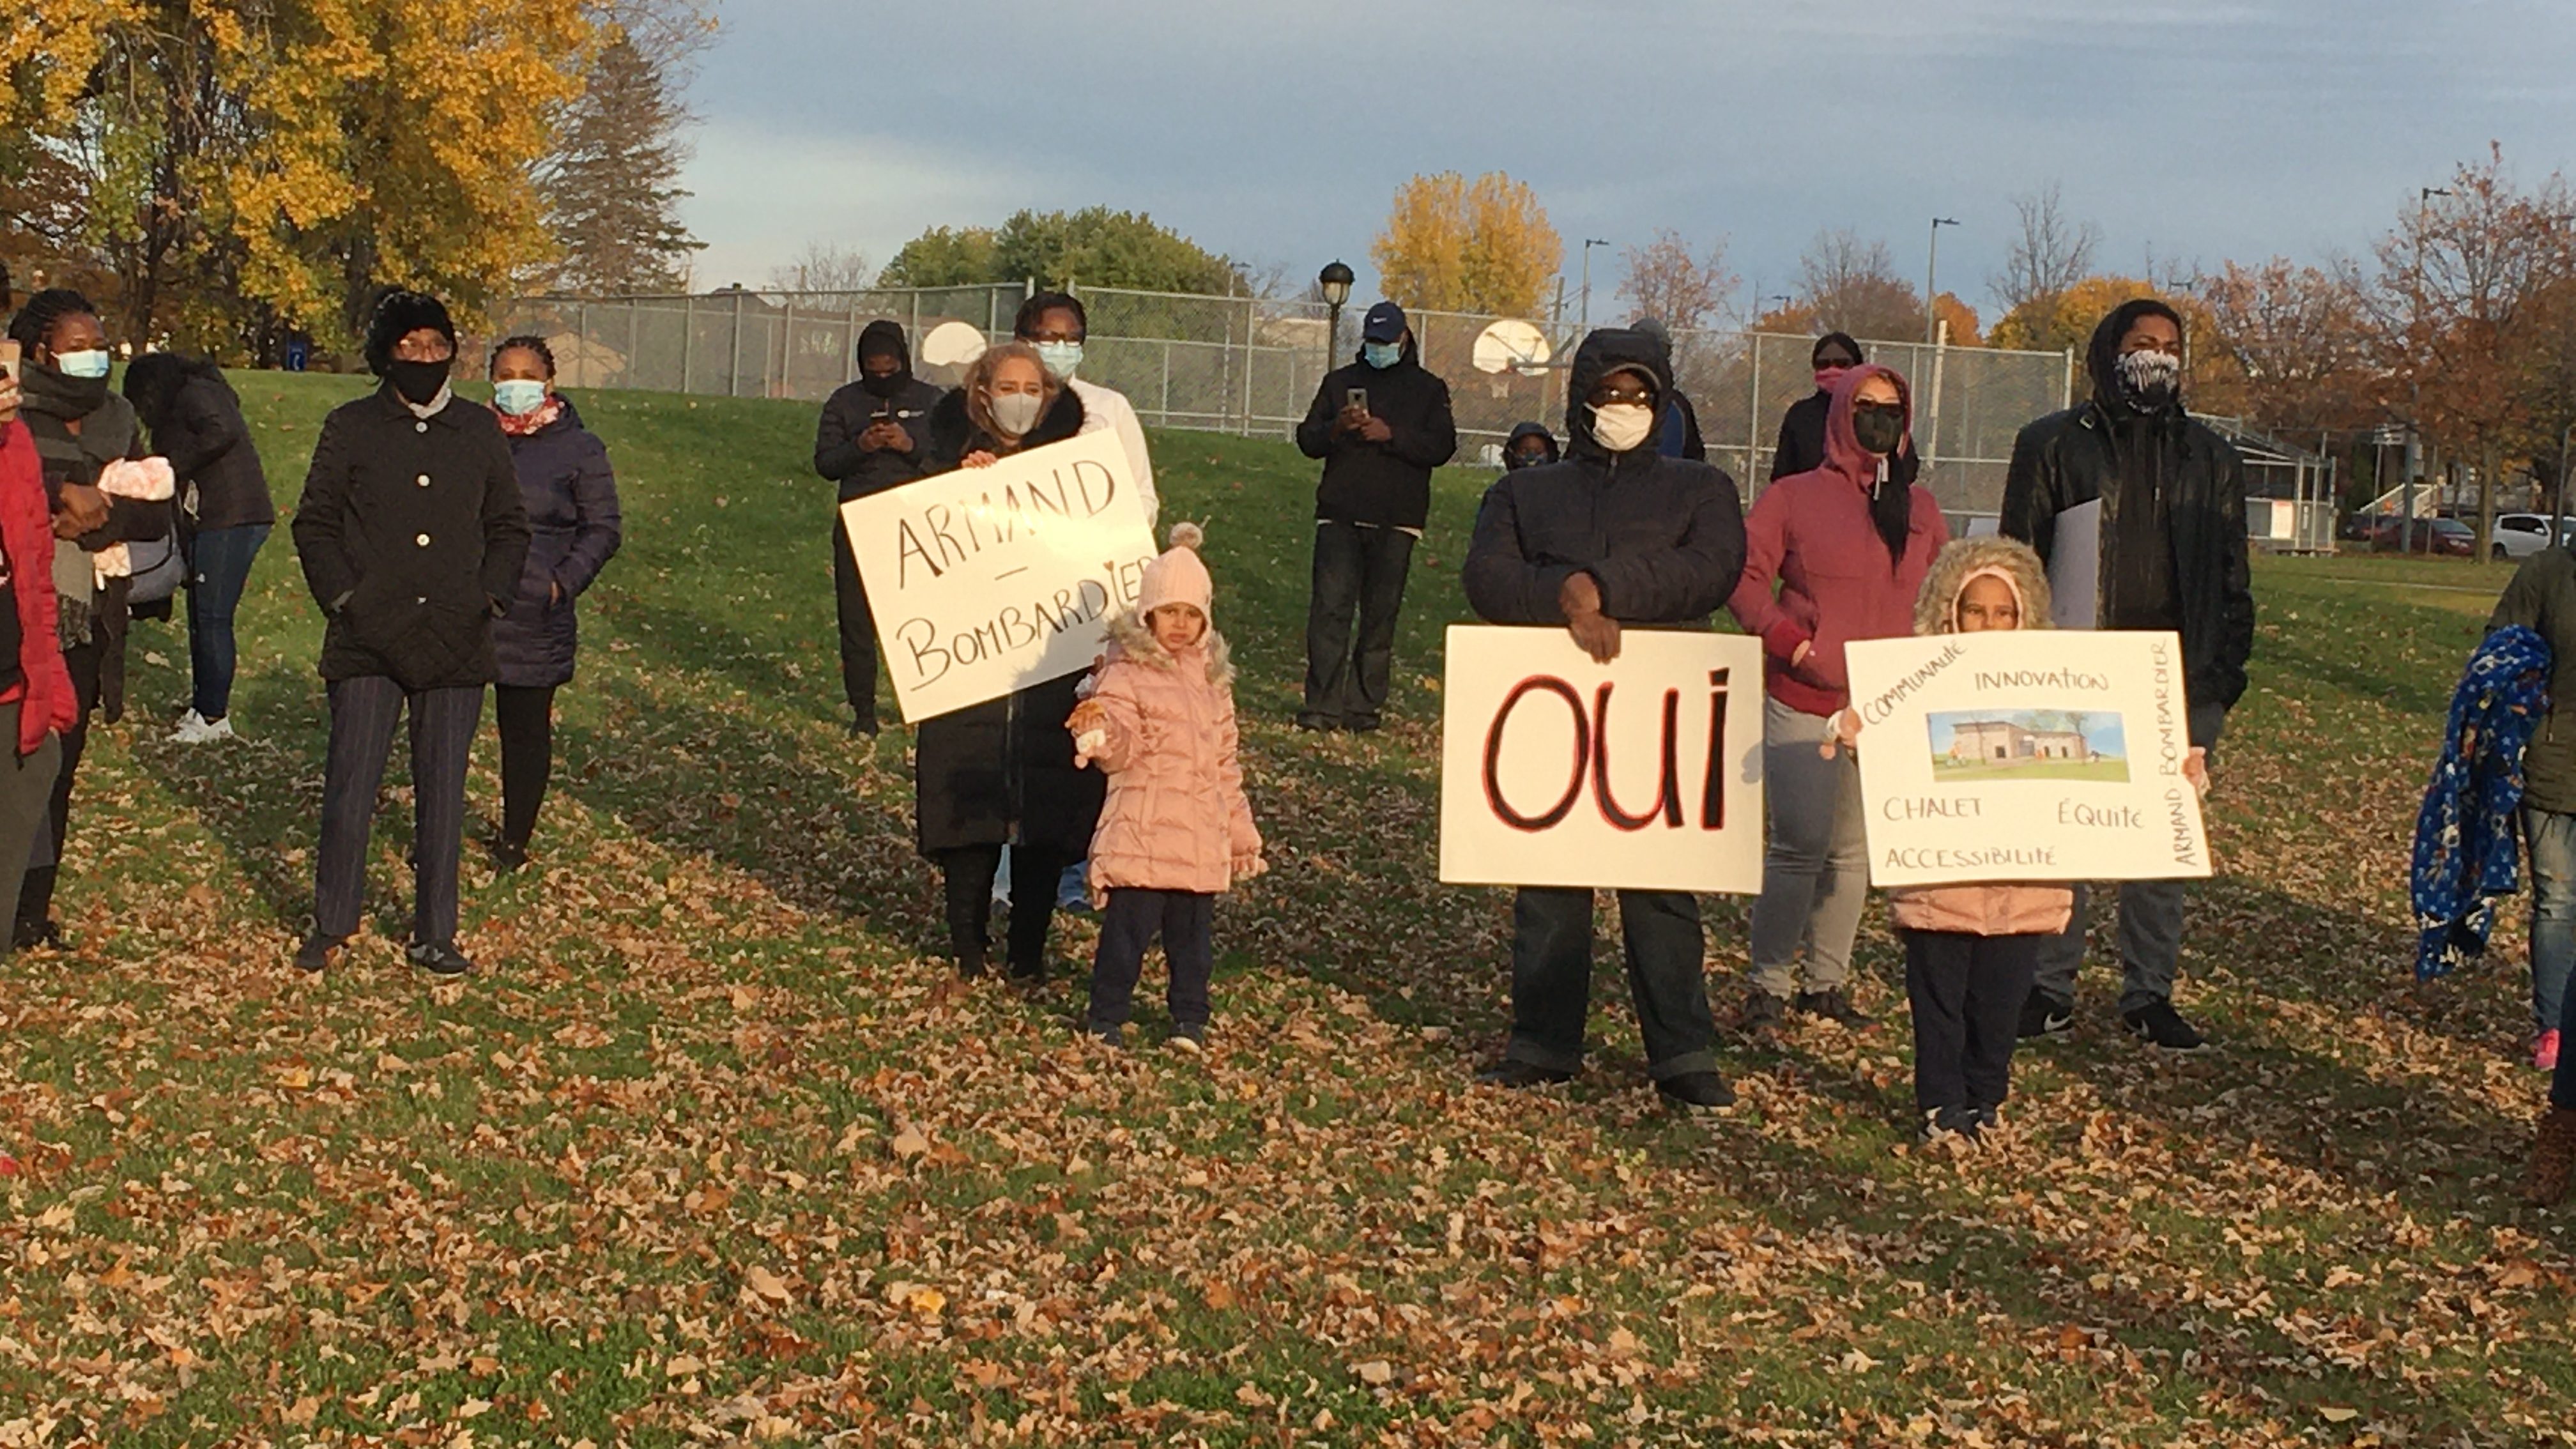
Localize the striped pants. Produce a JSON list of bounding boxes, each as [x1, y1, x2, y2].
[[311, 677, 480, 946]]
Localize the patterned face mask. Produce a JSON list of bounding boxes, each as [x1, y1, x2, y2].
[[2115, 348, 2181, 407]]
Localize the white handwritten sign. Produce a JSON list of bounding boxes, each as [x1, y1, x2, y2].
[[1843, 629, 2212, 887], [1439, 625, 1766, 894], [841, 430, 1159, 722]]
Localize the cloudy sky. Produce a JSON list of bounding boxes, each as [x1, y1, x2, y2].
[[675, 0, 2576, 324]]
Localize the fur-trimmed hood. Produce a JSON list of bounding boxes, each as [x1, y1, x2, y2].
[[1914, 535, 2053, 636], [1103, 607, 1236, 686]]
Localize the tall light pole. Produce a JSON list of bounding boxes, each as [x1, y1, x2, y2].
[[1579, 238, 1607, 334], [2404, 188, 2451, 555], [1317, 260, 1353, 379], [1924, 217, 1959, 345]]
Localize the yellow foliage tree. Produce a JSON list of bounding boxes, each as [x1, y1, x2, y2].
[[4, 1, 590, 354], [1371, 171, 1561, 316]]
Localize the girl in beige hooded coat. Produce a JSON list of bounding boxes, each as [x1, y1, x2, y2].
[[1832, 537, 2071, 1142], [1067, 523, 1262, 1048]]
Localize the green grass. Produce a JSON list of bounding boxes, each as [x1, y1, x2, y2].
[[2, 372, 2570, 1446]]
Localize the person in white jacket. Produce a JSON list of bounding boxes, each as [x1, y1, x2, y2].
[[1011, 291, 1158, 913], [1015, 293, 1156, 528]]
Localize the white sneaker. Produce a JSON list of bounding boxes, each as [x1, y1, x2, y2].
[[169, 710, 235, 744]]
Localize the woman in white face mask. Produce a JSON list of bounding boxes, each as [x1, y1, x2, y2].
[[908, 342, 1102, 993]]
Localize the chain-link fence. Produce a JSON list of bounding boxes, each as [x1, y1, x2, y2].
[[496, 284, 2078, 515]]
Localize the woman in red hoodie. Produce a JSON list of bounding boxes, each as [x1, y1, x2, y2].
[[1728, 364, 1949, 1033]]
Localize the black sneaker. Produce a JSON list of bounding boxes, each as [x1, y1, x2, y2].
[[1169, 1021, 1207, 1053], [1475, 1059, 1575, 1089], [2018, 991, 2074, 1041], [1347, 714, 1382, 733], [2122, 1000, 2207, 1051], [1086, 1022, 1126, 1049], [1293, 712, 1341, 733], [1655, 1070, 1736, 1110], [407, 941, 475, 977], [293, 933, 346, 974], [1795, 988, 1876, 1031], [849, 714, 879, 739], [1738, 990, 1791, 1035], [1921, 1105, 1985, 1144], [13, 919, 63, 953], [490, 838, 529, 873]]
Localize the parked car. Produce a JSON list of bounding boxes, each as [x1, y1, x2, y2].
[[2493, 512, 2576, 559], [2360, 516, 2477, 556]]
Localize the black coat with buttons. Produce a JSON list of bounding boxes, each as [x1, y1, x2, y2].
[[292, 385, 533, 691]]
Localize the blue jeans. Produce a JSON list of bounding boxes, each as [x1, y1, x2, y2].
[[2529, 807, 2576, 1041], [186, 524, 270, 720]]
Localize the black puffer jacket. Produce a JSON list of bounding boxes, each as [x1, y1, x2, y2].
[[813, 321, 945, 503], [910, 385, 1105, 858], [1293, 335, 1458, 530], [1464, 329, 1747, 627], [133, 365, 274, 533], [491, 404, 621, 688], [1771, 392, 1830, 481], [293, 386, 533, 691], [1998, 300, 2254, 734]]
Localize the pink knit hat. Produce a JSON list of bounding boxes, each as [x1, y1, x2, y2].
[[1138, 521, 1213, 622]]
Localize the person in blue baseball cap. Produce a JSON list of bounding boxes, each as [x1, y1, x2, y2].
[[1291, 300, 1456, 732]]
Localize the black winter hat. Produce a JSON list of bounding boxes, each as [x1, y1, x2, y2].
[[364, 289, 456, 376]]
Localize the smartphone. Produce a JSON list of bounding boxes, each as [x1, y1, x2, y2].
[[0, 341, 17, 425], [1346, 387, 1368, 415]]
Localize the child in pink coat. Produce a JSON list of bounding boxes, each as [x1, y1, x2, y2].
[[1066, 523, 1264, 1048]]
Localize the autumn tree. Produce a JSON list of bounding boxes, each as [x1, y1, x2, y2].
[[1794, 229, 1922, 343], [2363, 146, 2576, 550], [1372, 171, 1561, 316], [538, 1, 712, 295], [1616, 229, 1736, 333], [2192, 257, 2377, 432], [1990, 183, 2100, 323], [2, 1, 592, 356], [766, 241, 874, 300]]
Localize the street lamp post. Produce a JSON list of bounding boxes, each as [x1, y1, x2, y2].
[[1924, 217, 1959, 345], [1579, 238, 1607, 334], [1317, 259, 1354, 380], [2403, 189, 2451, 555]]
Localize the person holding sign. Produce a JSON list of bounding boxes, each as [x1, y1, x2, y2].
[[814, 321, 942, 737], [1294, 301, 1457, 733], [2000, 299, 2253, 1051], [1065, 523, 1262, 1048], [1460, 327, 1747, 1109], [1728, 364, 1949, 1037], [1827, 538, 2073, 1143], [909, 343, 1103, 986]]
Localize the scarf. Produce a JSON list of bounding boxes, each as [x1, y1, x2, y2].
[[2412, 625, 2553, 979], [493, 394, 567, 438]]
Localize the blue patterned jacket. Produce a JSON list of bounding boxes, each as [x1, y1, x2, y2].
[[2412, 625, 2552, 979]]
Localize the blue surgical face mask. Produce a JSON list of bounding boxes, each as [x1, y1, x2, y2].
[[492, 378, 549, 416], [1362, 341, 1401, 370], [55, 349, 112, 380], [1034, 340, 1084, 380]]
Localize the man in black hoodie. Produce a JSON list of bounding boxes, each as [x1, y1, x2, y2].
[[1462, 327, 1748, 1110], [2000, 297, 2253, 1052], [1293, 301, 1457, 731], [815, 321, 942, 735], [1630, 318, 1706, 462]]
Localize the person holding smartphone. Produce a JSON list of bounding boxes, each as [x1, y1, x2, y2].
[[813, 321, 942, 737], [1291, 300, 1456, 732]]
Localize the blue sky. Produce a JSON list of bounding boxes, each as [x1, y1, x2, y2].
[[675, 1, 2576, 323], [1928, 711, 2129, 759]]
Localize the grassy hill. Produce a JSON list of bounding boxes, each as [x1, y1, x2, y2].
[[3, 372, 2567, 1445]]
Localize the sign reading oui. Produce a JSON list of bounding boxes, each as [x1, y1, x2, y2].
[[1439, 626, 1767, 894]]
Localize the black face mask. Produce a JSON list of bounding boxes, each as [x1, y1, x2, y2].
[[385, 358, 450, 406], [860, 365, 907, 399], [19, 360, 111, 418], [1851, 401, 1907, 456]]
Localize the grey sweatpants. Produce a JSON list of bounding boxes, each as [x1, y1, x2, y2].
[[1747, 696, 1868, 999], [2032, 703, 2227, 1013]]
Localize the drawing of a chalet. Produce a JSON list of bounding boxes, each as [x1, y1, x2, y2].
[[1947, 719, 2093, 763]]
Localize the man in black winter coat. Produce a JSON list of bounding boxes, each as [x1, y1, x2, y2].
[[1462, 327, 1748, 1111], [815, 320, 942, 735], [2000, 297, 2253, 1052], [290, 291, 532, 978], [1293, 301, 1457, 731]]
